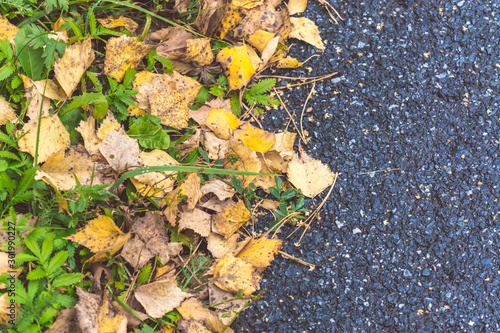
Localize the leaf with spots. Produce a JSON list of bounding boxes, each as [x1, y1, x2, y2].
[[97, 16, 139, 33], [212, 199, 251, 239], [289, 17, 324, 50], [104, 35, 153, 82], [216, 44, 256, 90], [212, 253, 260, 296], [234, 124, 275, 153], [236, 236, 282, 269], [205, 108, 240, 140]]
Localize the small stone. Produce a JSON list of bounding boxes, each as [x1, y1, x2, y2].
[[422, 268, 430, 276], [403, 269, 412, 278]]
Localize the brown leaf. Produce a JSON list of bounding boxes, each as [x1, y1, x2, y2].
[[207, 233, 250, 259], [213, 199, 250, 239], [200, 179, 236, 201], [104, 36, 153, 82], [201, 197, 235, 213], [135, 278, 192, 318], [75, 287, 101, 333], [201, 131, 230, 160], [99, 128, 141, 172], [131, 212, 171, 264], [178, 208, 212, 237], [0, 96, 16, 125], [233, 4, 277, 39], [193, 0, 224, 36], [212, 253, 260, 296], [155, 27, 194, 59], [45, 307, 77, 333]]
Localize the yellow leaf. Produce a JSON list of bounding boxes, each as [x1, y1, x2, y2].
[[177, 298, 212, 322], [234, 125, 275, 152], [54, 38, 95, 98], [289, 17, 325, 50], [260, 36, 280, 67], [178, 208, 211, 237], [133, 150, 179, 192], [233, 4, 278, 39], [97, 16, 139, 33], [212, 253, 260, 296], [104, 36, 153, 82], [0, 96, 16, 125], [207, 233, 250, 259], [287, 149, 335, 198], [205, 108, 240, 140], [0, 15, 19, 47], [18, 115, 70, 164], [271, 131, 296, 156], [237, 236, 282, 269], [100, 315, 127, 333], [247, 30, 276, 53], [170, 71, 202, 102], [128, 105, 146, 117], [179, 172, 203, 210], [76, 117, 101, 155], [33, 79, 66, 101], [223, 139, 262, 187], [130, 178, 164, 198], [154, 27, 194, 60], [213, 199, 250, 239], [98, 128, 140, 172], [20, 75, 51, 120], [66, 216, 131, 263], [276, 56, 304, 68], [216, 45, 256, 90], [287, 0, 307, 15], [135, 278, 192, 318], [96, 113, 121, 140], [163, 173, 202, 224], [0, 293, 19, 326], [186, 38, 214, 66], [150, 87, 190, 130]]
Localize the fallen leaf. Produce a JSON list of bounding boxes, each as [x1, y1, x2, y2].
[[55, 38, 95, 98], [104, 36, 153, 82], [75, 287, 101, 333], [201, 131, 230, 160], [97, 112, 121, 140], [177, 298, 227, 332], [155, 27, 194, 60], [272, 131, 296, 156], [0, 96, 16, 125], [261, 199, 279, 211], [112, 301, 149, 329], [260, 36, 280, 67], [0, 252, 21, 288], [233, 4, 277, 39], [205, 108, 240, 140], [0, 15, 19, 46], [99, 128, 141, 172], [276, 55, 304, 68], [207, 233, 250, 259], [150, 87, 190, 130], [163, 173, 203, 224], [287, 0, 307, 15], [135, 278, 192, 318], [193, 0, 224, 36], [45, 307, 77, 333], [237, 236, 282, 269], [289, 17, 324, 50], [18, 114, 70, 164], [247, 30, 276, 53], [223, 139, 262, 187], [234, 124, 276, 152], [133, 150, 179, 192], [178, 208, 212, 237], [216, 45, 256, 90], [287, 149, 334, 198], [213, 199, 250, 239], [132, 212, 170, 264], [200, 179, 236, 201], [97, 16, 139, 33], [76, 117, 101, 155], [201, 197, 235, 213], [66, 216, 131, 263], [20, 75, 51, 120], [179, 172, 203, 210], [176, 128, 201, 157], [0, 293, 19, 325], [120, 238, 156, 269], [186, 38, 214, 66], [33, 79, 67, 101], [177, 320, 211, 333], [212, 253, 260, 296], [171, 71, 202, 102]]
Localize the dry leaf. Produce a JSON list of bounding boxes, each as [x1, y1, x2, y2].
[[104, 35, 153, 82], [276, 56, 304, 68], [0, 15, 19, 46], [75, 287, 101, 333], [247, 30, 276, 53], [0, 293, 19, 325], [223, 139, 262, 187], [237, 236, 282, 269], [178, 208, 212, 237], [180, 172, 203, 210], [177, 298, 227, 332], [201, 131, 230, 160], [213, 199, 250, 239], [186, 38, 214, 66], [150, 87, 190, 130], [171, 72, 202, 102], [200, 179, 236, 201], [205, 108, 240, 140], [176, 128, 201, 157], [75, 117, 101, 155], [177, 320, 211, 333], [155, 27, 194, 59], [212, 253, 260, 296], [233, 4, 277, 39], [261, 199, 279, 211], [193, 0, 224, 36], [120, 238, 155, 269], [216, 45, 256, 90], [99, 128, 141, 172], [287, 0, 307, 15], [33, 79, 66, 101], [18, 115, 70, 164], [207, 233, 250, 259], [45, 307, 77, 333], [66, 216, 131, 263], [287, 149, 334, 198], [272, 131, 296, 156], [260, 36, 280, 67], [0, 96, 16, 125], [55, 38, 95, 97], [133, 150, 179, 192], [201, 197, 235, 213], [163, 173, 202, 224], [234, 124, 275, 152], [289, 17, 324, 50], [97, 17, 139, 33], [97, 112, 121, 140], [135, 278, 192, 318]]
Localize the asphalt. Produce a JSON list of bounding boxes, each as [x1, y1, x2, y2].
[[234, 0, 500, 332]]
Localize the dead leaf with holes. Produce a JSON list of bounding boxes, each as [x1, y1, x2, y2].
[[0, 96, 16, 125], [216, 45, 256, 90], [213, 199, 250, 239], [104, 35, 153, 82], [135, 277, 192, 318], [205, 108, 240, 140], [235, 124, 275, 153], [212, 253, 260, 296], [237, 236, 282, 270], [99, 128, 141, 172], [66, 216, 131, 263], [133, 149, 179, 193], [18, 114, 70, 164], [287, 0, 307, 15], [287, 148, 334, 198], [289, 17, 324, 50], [55, 38, 95, 98], [35, 149, 111, 191], [223, 139, 262, 187], [97, 16, 139, 33]]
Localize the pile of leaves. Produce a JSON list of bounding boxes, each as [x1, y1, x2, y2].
[[0, 0, 337, 332]]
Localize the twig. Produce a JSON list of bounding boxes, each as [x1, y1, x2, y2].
[[273, 88, 307, 144], [299, 82, 315, 146], [279, 250, 315, 270], [274, 72, 338, 90], [358, 168, 400, 175]]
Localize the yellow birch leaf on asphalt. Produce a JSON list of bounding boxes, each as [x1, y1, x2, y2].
[[35, 149, 108, 191], [287, 0, 307, 15], [171, 71, 202, 102], [247, 30, 276, 53], [18, 115, 70, 164], [150, 87, 190, 130], [0, 96, 16, 125], [205, 108, 240, 140], [276, 56, 304, 68], [271, 131, 296, 156], [216, 45, 256, 90], [133, 150, 179, 191], [104, 35, 153, 82], [135, 278, 192, 318], [289, 17, 325, 50], [237, 236, 282, 269], [223, 139, 261, 187], [99, 128, 140, 172], [97, 16, 139, 33], [76, 117, 101, 155], [212, 253, 260, 296], [213, 199, 250, 239], [54, 38, 95, 98], [66, 216, 131, 263], [178, 208, 212, 237], [97, 112, 120, 140], [0, 15, 19, 46], [186, 38, 214, 66], [234, 125, 275, 152], [287, 150, 334, 198]]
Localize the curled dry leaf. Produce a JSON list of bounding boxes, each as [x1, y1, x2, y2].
[[178, 208, 212, 237], [32, 79, 66, 101], [200, 179, 236, 201], [213, 199, 251, 239], [155, 27, 194, 58], [289, 17, 325, 50], [66, 216, 131, 263], [237, 236, 282, 269], [55, 38, 95, 98], [287, 149, 335, 198], [201, 197, 235, 213], [104, 35, 153, 82], [216, 45, 256, 90], [193, 0, 224, 36], [235, 124, 276, 153], [134, 278, 192, 318], [0, 96, 16, 125], [212, 253, 260, 296], [97, 16, 139, 33], [260, 36, 280, 67], [99, 128, 141, 172], [18, 114, 70, 164]]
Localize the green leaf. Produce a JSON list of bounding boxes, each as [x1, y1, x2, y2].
[[65, 92, 108, 113], [0, 64, 15, 81], [27, 267, 47, 280], [229, 93, 241, 115], [14, 27, 44, 80], [24, 234, 41, 258], [209, 85, 224, 98], [15, 252, 39, 262], [122, 67, 137, 88], [231, 176, 243, 194], [0, 151, 21, 161], [40, 238, 53, 265], [127, 123, 170, 150], [52, 273, 84, 289], [86, 71, 102, 93], [14, 279, 29, 304], [89, 12, 97, 36], [247, 78, 276, 95], [52, 293, 76, 307], [39, 307, 57, 325], [274, 176, 282, 193], [195, 86, 209, 104], [46, 251, 68, 276], [137, 264, 152, 285], [0, 38, 14, 61], [0, 160, 7, 172], [11, 75, 22, 89], [152, 55, 173, 73], [269, 186, 280, 200]]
